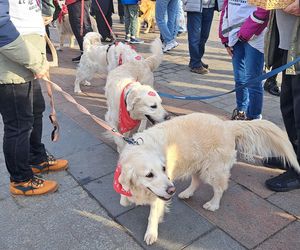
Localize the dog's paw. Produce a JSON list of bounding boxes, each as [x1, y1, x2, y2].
[[144, 230, 158, 245], [203, 201, 219, 211], [84, 80, 91, 86], [178, 190, 192, 199]]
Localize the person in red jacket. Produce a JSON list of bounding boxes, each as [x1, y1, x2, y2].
[[66, 0, 93, 62]]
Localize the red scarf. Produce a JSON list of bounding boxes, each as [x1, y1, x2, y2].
[[58, 4, 68, 24], [119, 83, 141, 134], [113, 164, 132, 197]]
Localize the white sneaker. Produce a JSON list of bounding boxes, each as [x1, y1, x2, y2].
[[173, 41, 179, 48], [163, 41, 176, 53]]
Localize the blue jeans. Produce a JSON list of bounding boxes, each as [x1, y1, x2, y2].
[[0, 80, 47, 182], [187, 8, 214, 69], [232, 41, 264, 119], [155, 0, 179, 44]]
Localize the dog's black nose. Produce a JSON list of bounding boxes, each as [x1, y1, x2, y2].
[[164, 114, 171, 120], [166, 186, 176, 195]]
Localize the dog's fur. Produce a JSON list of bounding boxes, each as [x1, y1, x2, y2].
[[74, 32, 145, 93], [117, 113, 300, 245], [137, 0, 156, 37], [104, 38, 168, 152]]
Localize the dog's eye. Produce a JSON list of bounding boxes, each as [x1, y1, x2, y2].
[[162, 166, 166, 172], [145, 172, 154, 178], [150, 104, 157, 109]]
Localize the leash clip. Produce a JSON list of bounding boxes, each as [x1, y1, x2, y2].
[[123, 137, 143, 145]]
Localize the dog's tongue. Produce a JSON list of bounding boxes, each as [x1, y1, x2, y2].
[[113, 164, 132, 197]]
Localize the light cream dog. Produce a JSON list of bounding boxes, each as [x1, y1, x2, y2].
[[105, 38, 168, 152], [117, 113, 300, 245], [74, 32, 145, 93]]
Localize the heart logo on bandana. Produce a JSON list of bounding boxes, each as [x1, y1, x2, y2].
[[135, 55, 142, 60], [148, 91, 156, 96]]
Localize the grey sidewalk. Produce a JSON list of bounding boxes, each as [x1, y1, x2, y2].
[[0, 5, 299, 250]]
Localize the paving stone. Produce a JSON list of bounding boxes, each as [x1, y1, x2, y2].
[[184, 184, 295, 249], [117, 197, 214, 250], [185, 228, 246, 250], [43, 112, 102, 158], [84, 173, 134, 218], [267, 189, 300, 219], [255, 221, 300, 250], [230, 162, 280, 199], [66, 142, 118, 184]]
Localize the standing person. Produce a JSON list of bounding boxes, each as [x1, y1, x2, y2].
[[156, 0, 179, 52], [66, 0, 93, 62], [122, 0, 144, 44], [91, 0, 114, 42], [219, 0, 269, 120], [184, 0, 223, 75], [263, 3, 300, 191], [0, 0, 68, 196], [118, 0, 125, 24]]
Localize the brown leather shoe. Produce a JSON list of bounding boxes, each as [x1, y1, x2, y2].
[[10, 175, 58, 196], [190, 66, 209, 74], [31, 155, 68, 174]]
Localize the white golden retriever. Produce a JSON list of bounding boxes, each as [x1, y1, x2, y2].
[[117, 113, 300, 245], [105, 38, 169, 152], [74, 32, 144, 93]]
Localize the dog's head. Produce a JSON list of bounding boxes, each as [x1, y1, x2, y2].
[[83, 32, 102, 52], [126, 85, 170, 124], [118, 146, 175, 201]]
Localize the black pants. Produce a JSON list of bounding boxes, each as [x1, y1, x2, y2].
[[95, 11, 113, 39], [267, 47, 285, 82], [118, 0, 124, 17], [0, 81, 48, 182], [67, 1, 93, 51], [280, 51, 300, 161]]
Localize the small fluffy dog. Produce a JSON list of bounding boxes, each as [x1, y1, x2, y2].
[[74, 32, 144, 93], [105, 38, 169, 152], [117, 113, 300, 245], [137, 0, 156, 37]]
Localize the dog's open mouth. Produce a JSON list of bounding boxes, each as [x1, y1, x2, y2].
[[147, 187, 173, 201], [145, 115, 156, 125]]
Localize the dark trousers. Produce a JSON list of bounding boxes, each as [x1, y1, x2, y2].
[[280, 51, 300, 162], [95, 11, 112, 39], [0, 81, 47, 182], [67, 1, 93, 51], [267, 48, 285, 82], [118, 0, 124, 17]]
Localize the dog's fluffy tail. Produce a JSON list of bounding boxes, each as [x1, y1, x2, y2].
[[83, 32, 102, 52], [145, 37, 163, 72], [230, 120, 300, 172]]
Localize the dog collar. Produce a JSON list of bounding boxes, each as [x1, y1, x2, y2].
[[119, 82, 141, 134], [113, 164, 132, 197]]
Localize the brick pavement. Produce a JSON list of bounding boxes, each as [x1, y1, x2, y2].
[[0, 7, 299, 250]]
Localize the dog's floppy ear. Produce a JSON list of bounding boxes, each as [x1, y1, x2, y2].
[[118, 166, 134, 192], [126, 88, 141, 112]]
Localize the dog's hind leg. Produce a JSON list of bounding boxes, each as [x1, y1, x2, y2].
[[58, 34, 65, 51], [178, 174, 200, 199], [203, 171, 229, 211], [144, 199, 165, 245]]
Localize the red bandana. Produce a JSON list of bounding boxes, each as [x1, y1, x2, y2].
[[119, 83, 141, 134], [58, 5, 68, 24], [113, 164, 132, 197]]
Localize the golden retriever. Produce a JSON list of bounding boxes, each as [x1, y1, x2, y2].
[[105, 38, 169, 152], [137, 0, 156, 37], [117, 113, 300, 245]]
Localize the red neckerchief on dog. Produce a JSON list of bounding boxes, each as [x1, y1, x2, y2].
[[113, 164, 132, 197], [58, 4, 68, 24], [119, 83, 141, 134]]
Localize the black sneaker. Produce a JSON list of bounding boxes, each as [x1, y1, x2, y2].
[[265, 169, 300, 192], [231, 109, 246, 120], [124, 35, 130, 42], [201, 61, 209, 69], [262, 157, 289, 170], [130, 37, 144, 44], [72, 55, 82, 63], [264, 79, 280, 96]]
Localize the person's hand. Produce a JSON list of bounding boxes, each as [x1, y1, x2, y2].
[[284, 0, 300, 16], [226, 46, 233, 57], [43, 16, 53, 26], [35, 61, 50, 79]]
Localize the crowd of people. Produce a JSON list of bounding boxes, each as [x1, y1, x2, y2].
[[0, 0, 299, 196]]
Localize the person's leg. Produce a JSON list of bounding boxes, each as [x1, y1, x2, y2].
[[29, 80, 48, 165], [128, 4, 139, 37], [187, 12, 202, 69], [166, 0, 179, 42], [95, 11, 110, 39], [198, 7, 214, 66], [244, 43, 264, 120], [0, 83, 34, 182], [156, 0, 173, 44], [232, 41, 248, 115], [124, 5, 130, 38], [118, 0, 124, 23]]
